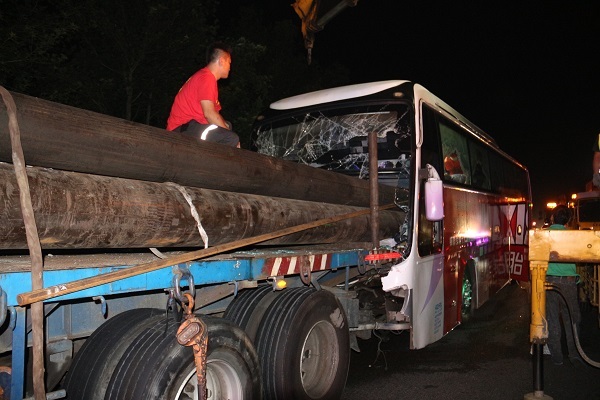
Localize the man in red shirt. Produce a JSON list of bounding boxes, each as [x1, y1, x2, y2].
[[167, 43, 240, 147]]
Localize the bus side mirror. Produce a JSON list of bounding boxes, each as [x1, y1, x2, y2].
[[425, 164, 444, 221]]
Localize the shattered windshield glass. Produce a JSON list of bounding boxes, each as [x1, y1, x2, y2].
[[254, 102, 413, 252], [254, 103, 412, 188]]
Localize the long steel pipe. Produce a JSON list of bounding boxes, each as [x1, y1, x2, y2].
[[0, 91, 397, 207], [0, 163, 404, 250]]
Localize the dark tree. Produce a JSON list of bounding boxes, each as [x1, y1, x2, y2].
[[63, 0, 220, 126], [0, 0, 78, 95], [1, 0, 350, 144]]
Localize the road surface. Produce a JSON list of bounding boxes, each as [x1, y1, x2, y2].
[[342, 281, 600, 399]]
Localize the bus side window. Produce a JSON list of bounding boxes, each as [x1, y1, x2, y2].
[[421, 105, 442, 173], [469, 141, 491, 190], [440, 119, 471, 185]]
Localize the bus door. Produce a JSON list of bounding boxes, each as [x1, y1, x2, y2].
[[413, 193, 445, 349], [410, 97, 446, 349]]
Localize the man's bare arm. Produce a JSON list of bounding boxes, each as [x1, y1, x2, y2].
[[201, 100, 228, 129]]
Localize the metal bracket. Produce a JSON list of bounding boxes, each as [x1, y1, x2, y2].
[[173, 266, 196, 303], [230, 280, 240, 297], [92, 296, 108, 317], [299, 256, 312, 285]]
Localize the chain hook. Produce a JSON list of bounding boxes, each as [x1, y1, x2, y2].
[[181, 292, 195, 315], [172, 267, 196, 303]]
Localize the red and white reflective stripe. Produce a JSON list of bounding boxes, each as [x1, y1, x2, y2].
[[266, 254, 330, 276], [315, 254, 329, 270]]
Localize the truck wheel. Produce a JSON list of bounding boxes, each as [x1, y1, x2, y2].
[[63, 308, 163, 400], [104, 315, 261, 400], [255, 287, 350, 400], [223, 283, 279, 341]]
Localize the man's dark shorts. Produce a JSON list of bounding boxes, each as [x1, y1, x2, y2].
[[173, 120, 239, 147]]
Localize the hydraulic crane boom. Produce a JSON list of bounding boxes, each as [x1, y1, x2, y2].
[[293, 0, 359, 63]]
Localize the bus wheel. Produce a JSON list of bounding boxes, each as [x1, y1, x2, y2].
[[462, 273, 474, 319], [63, 308, 163, 400], [104, 316, 261, 400], [223, 283, 279, 341], [255, 287, 350, 400]]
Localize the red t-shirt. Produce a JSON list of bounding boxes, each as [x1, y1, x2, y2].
[[166, 67, 221, 130]]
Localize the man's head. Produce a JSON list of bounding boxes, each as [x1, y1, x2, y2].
[[206, 42, 232, 79], [552, 205, 571, 226]]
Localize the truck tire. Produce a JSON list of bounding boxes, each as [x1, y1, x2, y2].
[[255, 287, 350, 400], [63, 308, 163, 400], [223, 283, 279, 341], [104, 315, 261, 400]]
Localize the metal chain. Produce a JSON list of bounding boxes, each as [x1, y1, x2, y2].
[[176, 293, 209, 400]]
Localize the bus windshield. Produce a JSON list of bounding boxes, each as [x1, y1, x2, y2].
[[254, 103, 412, 188]]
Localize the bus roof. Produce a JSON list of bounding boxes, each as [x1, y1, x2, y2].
[[270, 80, 409, 110]]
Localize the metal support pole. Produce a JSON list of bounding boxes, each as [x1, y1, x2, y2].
[[345, 266, 350, 291], [532, 343, 544, 393], [369, 131, 379, 250], [524, 261, 553, 400], [10, 307, 26, 400]]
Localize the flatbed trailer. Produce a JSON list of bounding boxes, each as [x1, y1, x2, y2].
[[0, 243, 378, 400], [1, 83, 404, 400]]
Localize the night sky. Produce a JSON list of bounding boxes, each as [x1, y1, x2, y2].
[[293, 1, 600, 218]]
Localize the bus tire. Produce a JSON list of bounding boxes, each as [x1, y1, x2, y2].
[[255, 287, 350, 400], [462, 260, 476, 320], [223, 283, 279, 341], [104, 315, 261, 400], [63, 308, 163, 400]]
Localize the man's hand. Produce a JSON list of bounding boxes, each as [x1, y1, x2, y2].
[[201, 100, 228, 129]]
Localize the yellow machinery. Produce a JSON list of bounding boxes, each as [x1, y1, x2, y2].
[[526, 229, 600, 399]]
